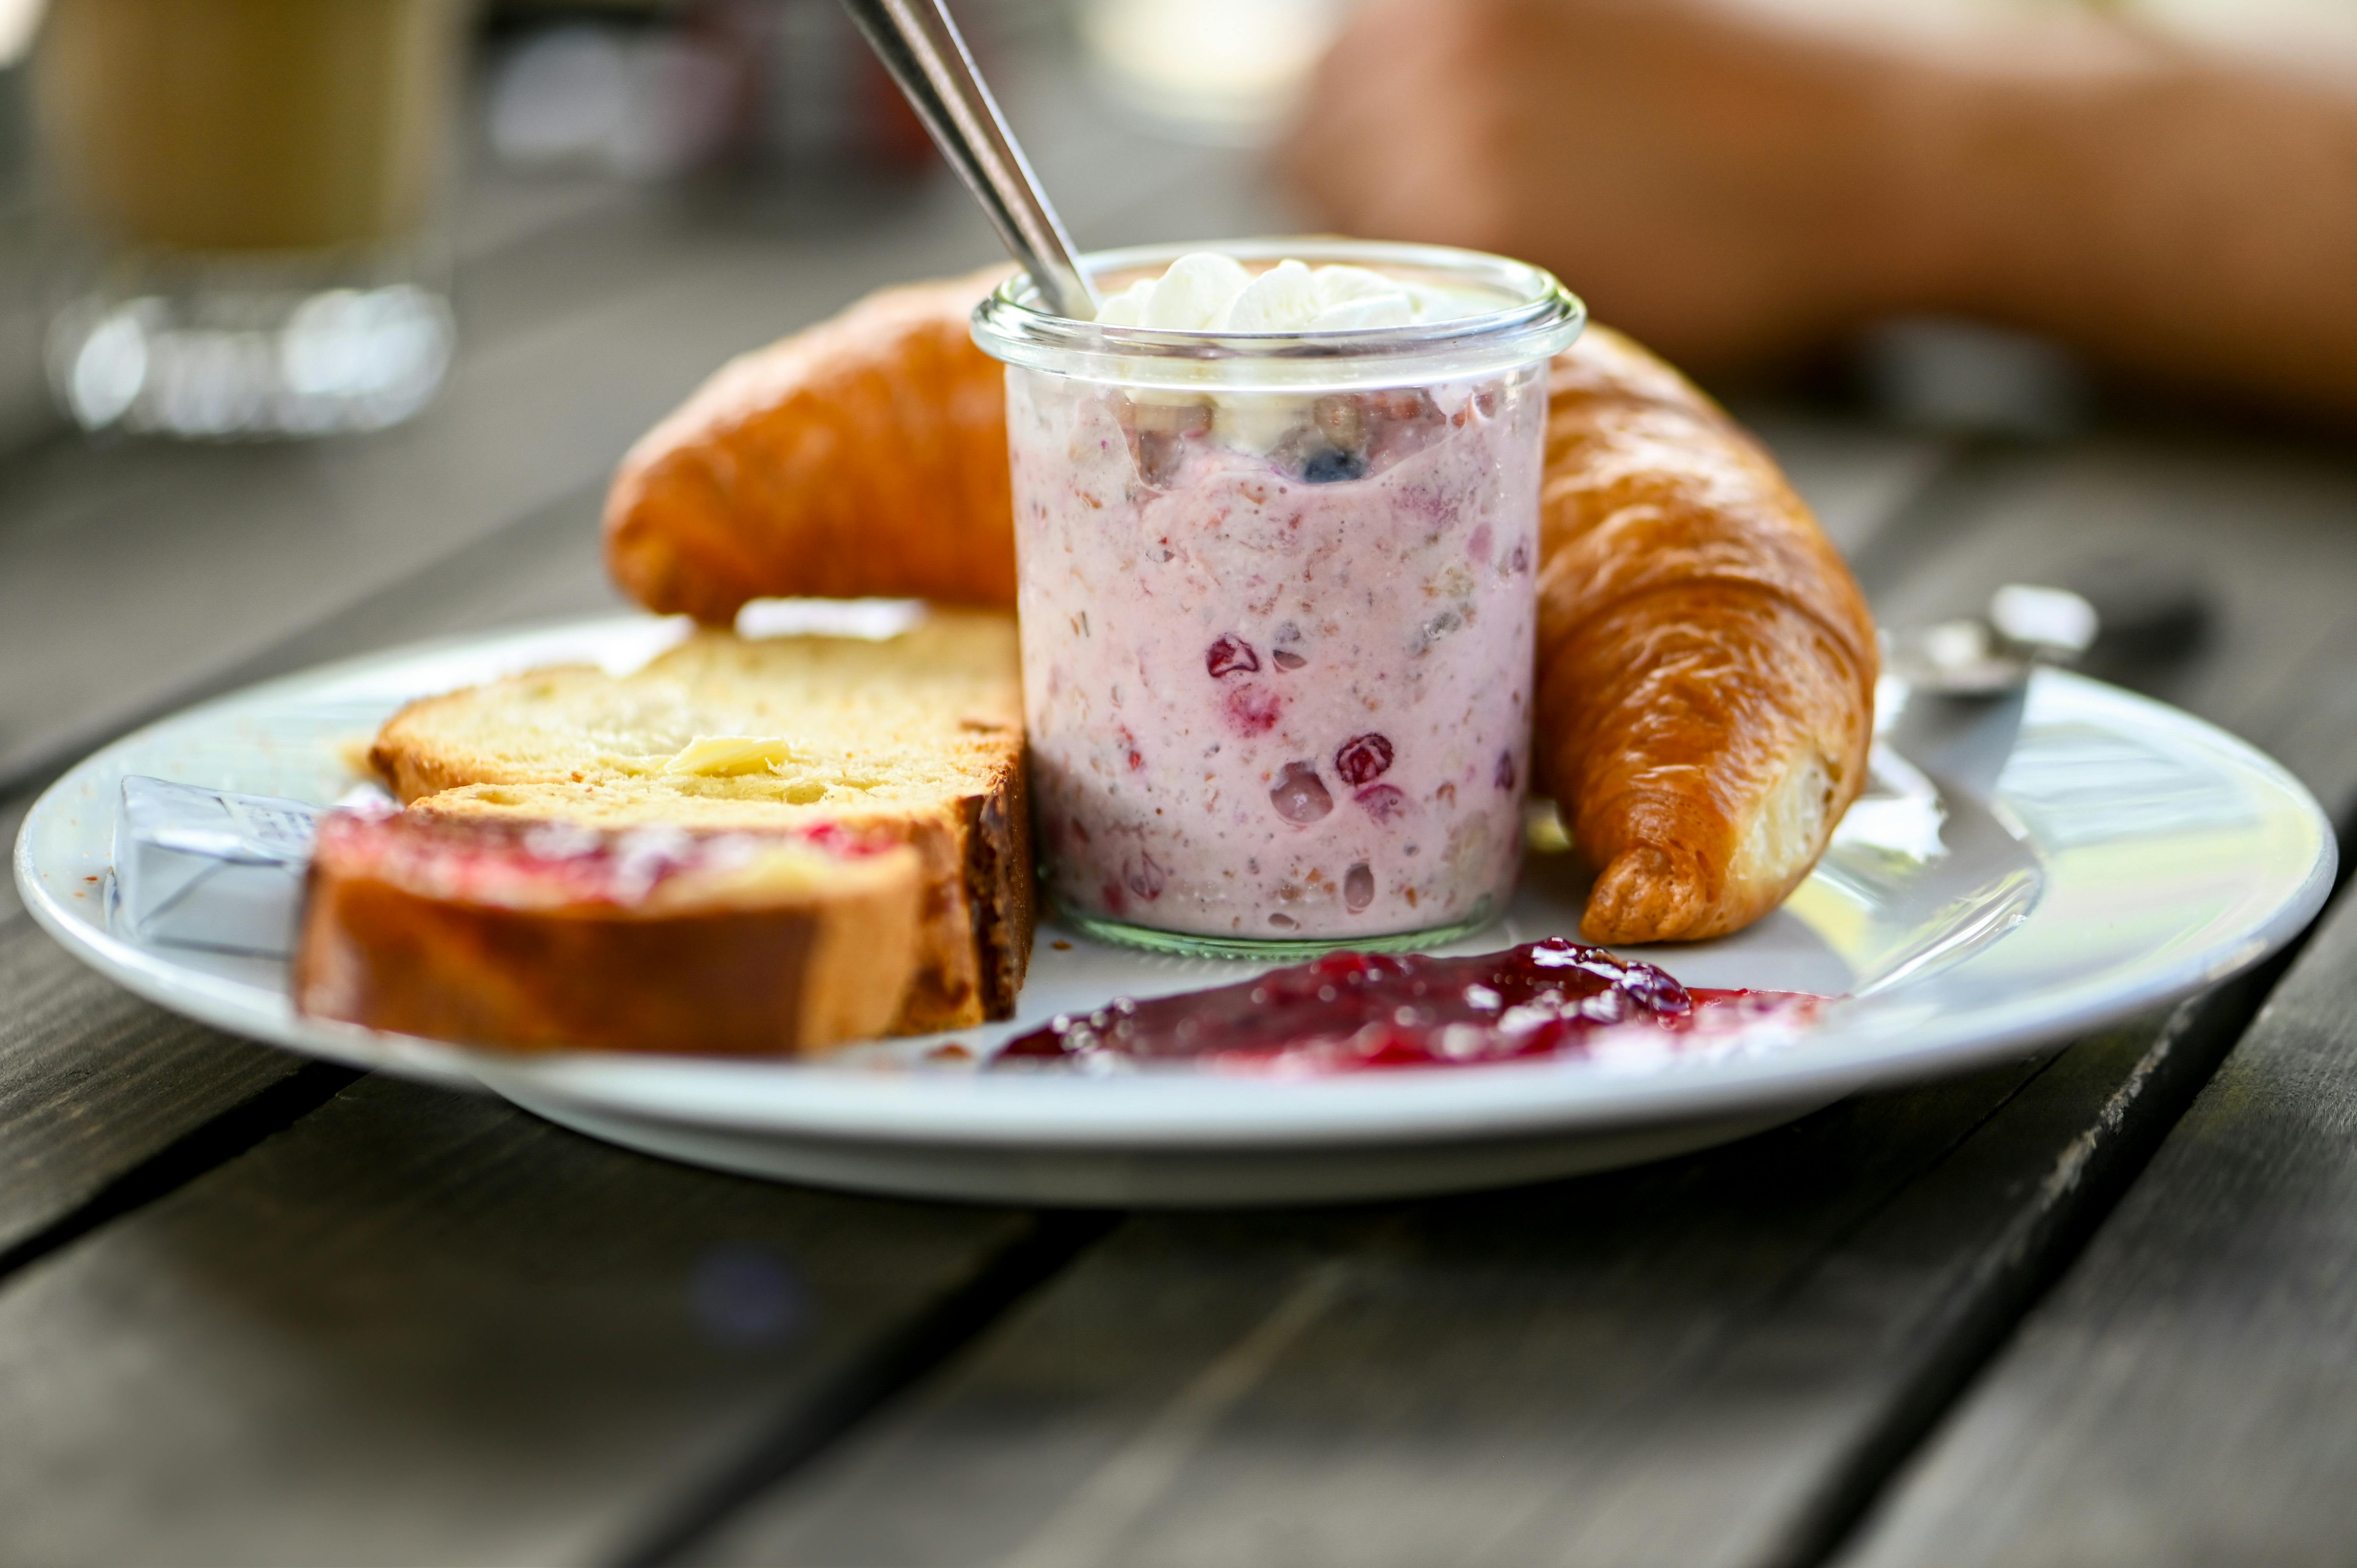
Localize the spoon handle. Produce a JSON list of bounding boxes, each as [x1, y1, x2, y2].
[[838, 0, 1099, 320]]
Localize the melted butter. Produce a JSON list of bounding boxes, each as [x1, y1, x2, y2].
[[661, 735, 812, 777]]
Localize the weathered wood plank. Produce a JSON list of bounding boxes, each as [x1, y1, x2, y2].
[[0, 909, 315, 1259], [686, 1063, 2036, 1568], [1838, 877, 2357, 1566], [0, 1072, 1042, 1568], [1, 788, 31, 923], [1857, 433, 2357, 792], [675, 993, 2289, 1568]]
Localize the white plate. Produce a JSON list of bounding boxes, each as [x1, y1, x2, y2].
[[14, 615, 2337, 1206]]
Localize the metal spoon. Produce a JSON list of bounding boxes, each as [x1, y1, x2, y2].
[[1886, 583, 2100, 696], [838, 0, 1099, 320]]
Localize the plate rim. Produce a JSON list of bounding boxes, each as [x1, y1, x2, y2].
[[14, 615, 2339, 1152]]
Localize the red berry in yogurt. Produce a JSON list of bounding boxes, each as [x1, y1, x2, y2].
[[1205, 634, 1260, 678], [1335, 733, 1394, 786], [1353, 783, 1412, 823], [1127, 853, 1169, 901], [1225, 684, 1283, 736]]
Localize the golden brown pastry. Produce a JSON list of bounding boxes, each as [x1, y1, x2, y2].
[[606, 267, 1016, 623], [603, 281, 1874, 946], [1536, 327, 1876, 943]]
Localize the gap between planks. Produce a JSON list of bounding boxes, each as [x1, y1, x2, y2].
[[1772, 941, 2337, 1567], [608, 1211, 1120, 1568], [0, 1062, 362, 1285]]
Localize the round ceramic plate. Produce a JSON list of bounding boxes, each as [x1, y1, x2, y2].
[[14, 614, 2338, 1206]]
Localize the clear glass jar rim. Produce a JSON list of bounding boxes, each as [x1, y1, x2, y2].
[[971, 237, 1585, 390]]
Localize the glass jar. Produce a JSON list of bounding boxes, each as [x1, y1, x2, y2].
[[973, 239, 1583, 957]]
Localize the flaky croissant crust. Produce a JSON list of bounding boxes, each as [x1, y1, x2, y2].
[[1538, 328, 1876, 941], [606, 267, 1017, 621], [603, 283, 1876, 945]]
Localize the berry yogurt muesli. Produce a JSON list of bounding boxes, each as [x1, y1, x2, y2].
[[974, 242, 1585, 952]]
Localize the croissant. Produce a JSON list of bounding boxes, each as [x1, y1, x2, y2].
[[1536, 329, 1875, 942], [604, 278, 1874, 945], [607, 266, 1016, 621]]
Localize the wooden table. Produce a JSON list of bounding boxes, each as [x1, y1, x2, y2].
[[6, 50, 2357, 1568]]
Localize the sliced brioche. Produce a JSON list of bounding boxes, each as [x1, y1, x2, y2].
[[369, 610, 1032, 1032], [373, 614, 1023, 803], [295, 810, 923, 1055]]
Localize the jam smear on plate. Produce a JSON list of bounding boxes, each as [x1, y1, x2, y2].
[[994, 936, 1820, 1074]]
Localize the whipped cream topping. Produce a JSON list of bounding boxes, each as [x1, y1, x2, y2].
[[1092, 253, 1482, 333]]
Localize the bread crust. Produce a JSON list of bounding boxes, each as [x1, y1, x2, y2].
[[366, 670, 603, 803], [605, 267, 1016, 624], [600, 278, 1875, 946], [960, 756, 1034, 1018]]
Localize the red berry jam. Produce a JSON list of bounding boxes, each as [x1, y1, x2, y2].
[[994, 937, 1821, 1074], [314, 809, 890, 910]]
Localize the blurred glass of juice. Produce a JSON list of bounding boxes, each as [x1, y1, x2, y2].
[[37, 0, 467, 438]]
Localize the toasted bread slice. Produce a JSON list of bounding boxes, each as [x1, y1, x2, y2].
[[370, 610, 1032, 1031], [295, 810, 923, 1055]]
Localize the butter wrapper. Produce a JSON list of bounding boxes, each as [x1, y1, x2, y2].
[[111, 777, 319, 957]]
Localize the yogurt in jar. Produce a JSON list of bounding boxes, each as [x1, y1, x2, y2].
[[975, 243, 1581, 950]]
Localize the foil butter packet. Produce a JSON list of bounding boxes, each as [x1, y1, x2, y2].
[[111, 777, 320, 957]]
